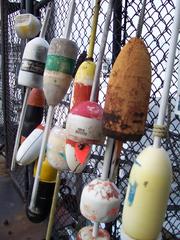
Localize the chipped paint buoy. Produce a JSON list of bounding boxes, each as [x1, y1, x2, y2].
[[18, 37, 49, 88], [103, 38, 151, 141], [122, 146, 172, 240], [17, 124, 44, 166], [15, 14, 41, 39], [66, 101, 104, 144], [43, 38, 78, 106], [46, 126, 68, 171], [77, 226, 110, 240], [80, 178, 120, 223]]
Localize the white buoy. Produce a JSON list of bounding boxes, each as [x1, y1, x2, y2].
[[11, 3, 52, 171], [15, 13, 41, 39], [16, 124, 44, 166]]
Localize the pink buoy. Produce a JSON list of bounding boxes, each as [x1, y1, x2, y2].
[[77, 226, 110, 240], [80, 178, 120, 223], [66, 101, 104, 144]]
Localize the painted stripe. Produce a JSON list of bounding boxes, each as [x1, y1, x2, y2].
[[45, 54, 75, 75]]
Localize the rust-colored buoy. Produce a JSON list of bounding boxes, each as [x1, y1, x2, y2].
[[103, 37, 151, 141]]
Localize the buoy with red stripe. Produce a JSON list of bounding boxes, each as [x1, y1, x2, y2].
[[65, 0, 100, 173], [29, 0, 78, 215], [21, 88, 45, 141], [15, 13, 41, 39], [11, 4, 52, 171]]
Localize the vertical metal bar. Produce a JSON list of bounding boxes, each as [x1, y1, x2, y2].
[[1, 0, 9, 167], [112, 0, 122, 64], [26, 0, 34, 14]]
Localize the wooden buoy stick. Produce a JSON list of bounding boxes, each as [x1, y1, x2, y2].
[[153, 0, 180, 148], [11, 87, 31, 171], [46, 171, 61, 240], [87, 0, 101, 59], [90, 0, 113, 103], [91, 0, 114, 237]]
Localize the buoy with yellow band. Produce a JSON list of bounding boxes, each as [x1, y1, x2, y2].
[[26, 157, 57, 223], [65, 0, 100, 173]]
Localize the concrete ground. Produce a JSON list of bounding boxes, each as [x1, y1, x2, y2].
[[0, 156, 47, 240]]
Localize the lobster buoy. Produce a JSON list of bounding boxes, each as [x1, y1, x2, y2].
[[70, 61, 96, 108], [17, 124, 44, 166], [80, 178, 120, 223], [18, 37, 49, 88], [77, 226, 110, 240], [46, 126, 68, 170], [26, 157, 57, 223], [66, 61, 96, 173], [43, 38, 78, 106], [66, 101, 104, 144], [15, 13, 41, 39], [103, 38, 151, 141], [122, 146, 172, 240], [21, 88, 45, 141]]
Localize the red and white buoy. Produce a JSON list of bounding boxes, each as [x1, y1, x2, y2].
[[66, 101, 104, 144], [80, 178, 120, 223], [77, 1, 115, 238], [65, 0, 101, 173]]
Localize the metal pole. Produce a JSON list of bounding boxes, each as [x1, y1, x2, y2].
[[26, 0, 34, 14], [1, 0, 9, 167]]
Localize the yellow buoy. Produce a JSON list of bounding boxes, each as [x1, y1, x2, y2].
[[122, 146, 172, 240]]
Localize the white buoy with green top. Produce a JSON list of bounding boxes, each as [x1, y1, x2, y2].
[[28, 0, 78, 216]]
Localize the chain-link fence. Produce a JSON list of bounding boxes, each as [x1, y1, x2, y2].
[[1, 0, 179, 239]]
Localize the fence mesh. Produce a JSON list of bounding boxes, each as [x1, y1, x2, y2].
[[1, 0, 179, 239]]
